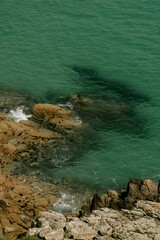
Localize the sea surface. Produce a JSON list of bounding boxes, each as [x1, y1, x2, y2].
[[0, 0, 160, 198]]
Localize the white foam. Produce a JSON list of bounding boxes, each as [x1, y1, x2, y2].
[[58, 102, 74, 110], [52, 193, 77, 213], [9, 106, 32, 122], [75, 116, 82, 125]]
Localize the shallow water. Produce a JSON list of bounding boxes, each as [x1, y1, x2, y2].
[[0, 0, 160, 193]]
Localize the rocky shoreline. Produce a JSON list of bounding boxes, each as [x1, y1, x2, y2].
[[0, 91, 159, 239], [25, 178, 160, 240], [0, 172, 159, 240]]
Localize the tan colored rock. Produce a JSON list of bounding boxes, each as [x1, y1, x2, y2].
[[66, 217, 97, 240], [32, 103, 71, 119], [0, 112, 59, 169], [154, 234, 160, 240], [107, 190, 119, 199], [28, 203, 160, 240], [32, 103, 82, 133], [125, 178, 158, 204], [141, 179, 158, 198], [90, 193, 109, 211], [136, 200, 160, 217], [40, 227, 64, 240], [0, 172, 60, 240], [131, 233, 149, 240], [39, 211, 66, 229]]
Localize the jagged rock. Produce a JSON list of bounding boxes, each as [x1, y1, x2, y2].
[[118, 178, 159, 209], [0, 113, 58, 167], [83, 179, 160, 214], [155, 234, 160, 240], [90, 193, 109, 211], [27, 204, 160, 240], [38, 211, 66, 229], [0, 173, 59, 240], [107, 190, 119, 199], [40, 228, 64, 240], [107, 190, 120, 210], [126, 179, 158, 201], [136, 200, 160, 218], [66, 217, 97, 240]]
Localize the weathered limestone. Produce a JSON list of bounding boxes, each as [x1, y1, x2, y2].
[[27, 201, 160, 240]]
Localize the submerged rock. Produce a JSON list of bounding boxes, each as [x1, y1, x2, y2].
[[69, 94, 144, 136]]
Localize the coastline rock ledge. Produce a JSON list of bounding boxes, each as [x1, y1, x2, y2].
[[26, 178, 160, 240]]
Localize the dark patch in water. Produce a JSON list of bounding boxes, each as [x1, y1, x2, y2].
[[3, 67, 149, 184], [69, 66, 149, 136], [71, 66, 149, 102]]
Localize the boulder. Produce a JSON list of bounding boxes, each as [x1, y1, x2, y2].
[[32, 103, 71, 120], [90, 194, 109, 211], [66, 217, 97, 240], [32, 103, 83, 132], [126, 179, 158, 201]]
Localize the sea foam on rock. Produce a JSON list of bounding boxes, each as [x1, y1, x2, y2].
[[9, 106, 32, 122]]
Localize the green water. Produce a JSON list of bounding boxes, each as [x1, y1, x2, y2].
[[0, 0, 160, 191]]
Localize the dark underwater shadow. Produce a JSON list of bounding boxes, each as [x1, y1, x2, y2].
[[12, 67, 150, 179], [71, 66, 150, 137], [71, 66, 149, 102], [44, 66, 149, 138]]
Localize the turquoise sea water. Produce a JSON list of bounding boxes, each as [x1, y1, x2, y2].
[[0, 0, 160, 192]]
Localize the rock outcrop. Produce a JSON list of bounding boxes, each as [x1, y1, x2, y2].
[[27, 200, 160, 240], [24, 178, 160, 240], [0, 172, 60, 240], [32, 103, 82, 132], [0, 101, 84, 173], [0, 91, 159, 240], [84, 178, 159, 213], [0, 112, 59, 170]]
